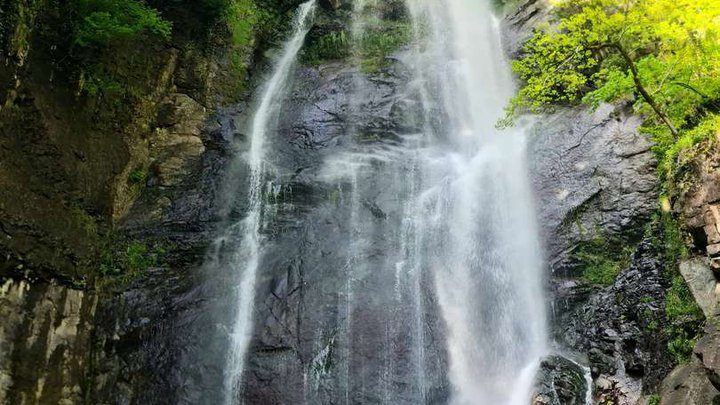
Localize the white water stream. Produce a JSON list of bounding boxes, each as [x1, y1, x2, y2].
[[404, 1, 548, 403], [221, 2, 317, 403], [216, 0, 547, 403]]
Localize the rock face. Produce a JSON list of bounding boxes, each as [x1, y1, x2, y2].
[[674, 140, 720, 267], [529, 104, 657, 275], [506, 1, 674, 399], [0, 0, 250, 402], [502, 0, 551, 58], [533, 355, 589, 405], [0, 0, 701, 403], [559, 241, 672, 401], [680, 258, 720, 318], [236, 60, 450, 404], [0, 279, 95, 405]]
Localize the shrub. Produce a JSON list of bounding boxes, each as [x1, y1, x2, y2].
[[356, 21, 411, 73], [575, 234, 632, 286], [650, 213, 705, 363], [666, 274, 704, 362], [99, 240, 166, 279], [74, 0, 172, 48], [303, 30, 351, 64]]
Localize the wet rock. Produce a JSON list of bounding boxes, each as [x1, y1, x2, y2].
[[559, 240, 673, 396], [238, 56, 449, 404], [533, 355, 588, 405], [529, 104, 657, 276]]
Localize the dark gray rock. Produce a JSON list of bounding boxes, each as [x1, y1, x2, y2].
[[559, 240, 673, 398], [237, 59, 449, 405], [529, 103, 657, 276], [501, 0, 551, 58], [533, 355, 589, 405]]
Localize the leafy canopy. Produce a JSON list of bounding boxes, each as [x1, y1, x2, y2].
[[506, 0, 720, 139], [74, 0, 172, 47]]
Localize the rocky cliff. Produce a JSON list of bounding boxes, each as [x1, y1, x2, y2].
[[0, 0, 310, 402], [0, 0, 717, 404]]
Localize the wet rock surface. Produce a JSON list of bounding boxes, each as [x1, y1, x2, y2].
[[237, 61, 450, 404], [529, 104, 657, 276], [533, 355, 589, 405], [558, 241, 672, 399]]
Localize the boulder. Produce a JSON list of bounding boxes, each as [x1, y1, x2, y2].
[[694, 326, 720, 390], [680, 258, 720, 318], [659, 362, 720, 405], [533, 355, 589, 405]]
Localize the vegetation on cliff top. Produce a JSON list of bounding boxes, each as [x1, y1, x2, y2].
[[74, 0, 172, 48], [505, 0, 720, 191]]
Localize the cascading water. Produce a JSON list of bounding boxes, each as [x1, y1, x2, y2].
[[403, 1, 548, 403], [218, 2, 317, 403], [211, 0, 546, 403]]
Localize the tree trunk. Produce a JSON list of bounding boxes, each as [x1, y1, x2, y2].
[[614, 43, 679, 138]]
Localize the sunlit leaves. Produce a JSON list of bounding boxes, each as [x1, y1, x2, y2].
[[506, 0, 720, 136]]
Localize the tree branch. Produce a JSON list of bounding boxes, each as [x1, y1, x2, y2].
[[613, 42, 679, 137]]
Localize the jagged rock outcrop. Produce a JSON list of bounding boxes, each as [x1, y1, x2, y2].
[[673, 140, 720, 267], [533, 355, 589, 405], [0, 279, 95, 405], [559, 241, 672, 401]]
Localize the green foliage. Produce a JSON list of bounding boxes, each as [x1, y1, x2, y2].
[[648, 394, 661, 405], [74, 0, 172, 48], [657, 114, 720, 192], [128, 166, 149, 186], [303, 30, 351, 64], [575, 233, 632, 286], [356, 21, 412, 73], [69, 0, 173, 98], [666, 273, 704, 362], [303, 20, 411, 72], [328, 189, 340, 206], [648, 213, 704, 363], [506, 0, 720, 126], [99, 240, 166, 279], [127, 166, 149, 198], [209, 0, 276, 88], [70, 206, 98, 236], [78, 64, 126, 97]]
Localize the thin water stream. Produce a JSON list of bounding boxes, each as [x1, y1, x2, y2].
[[214, 0, 547, 404], [219, 2, 317, 403]]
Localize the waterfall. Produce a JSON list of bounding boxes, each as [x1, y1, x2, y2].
[[212, 0, 546, 403], [404, 0, 548, 404], [221, 2, 317, 404]]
